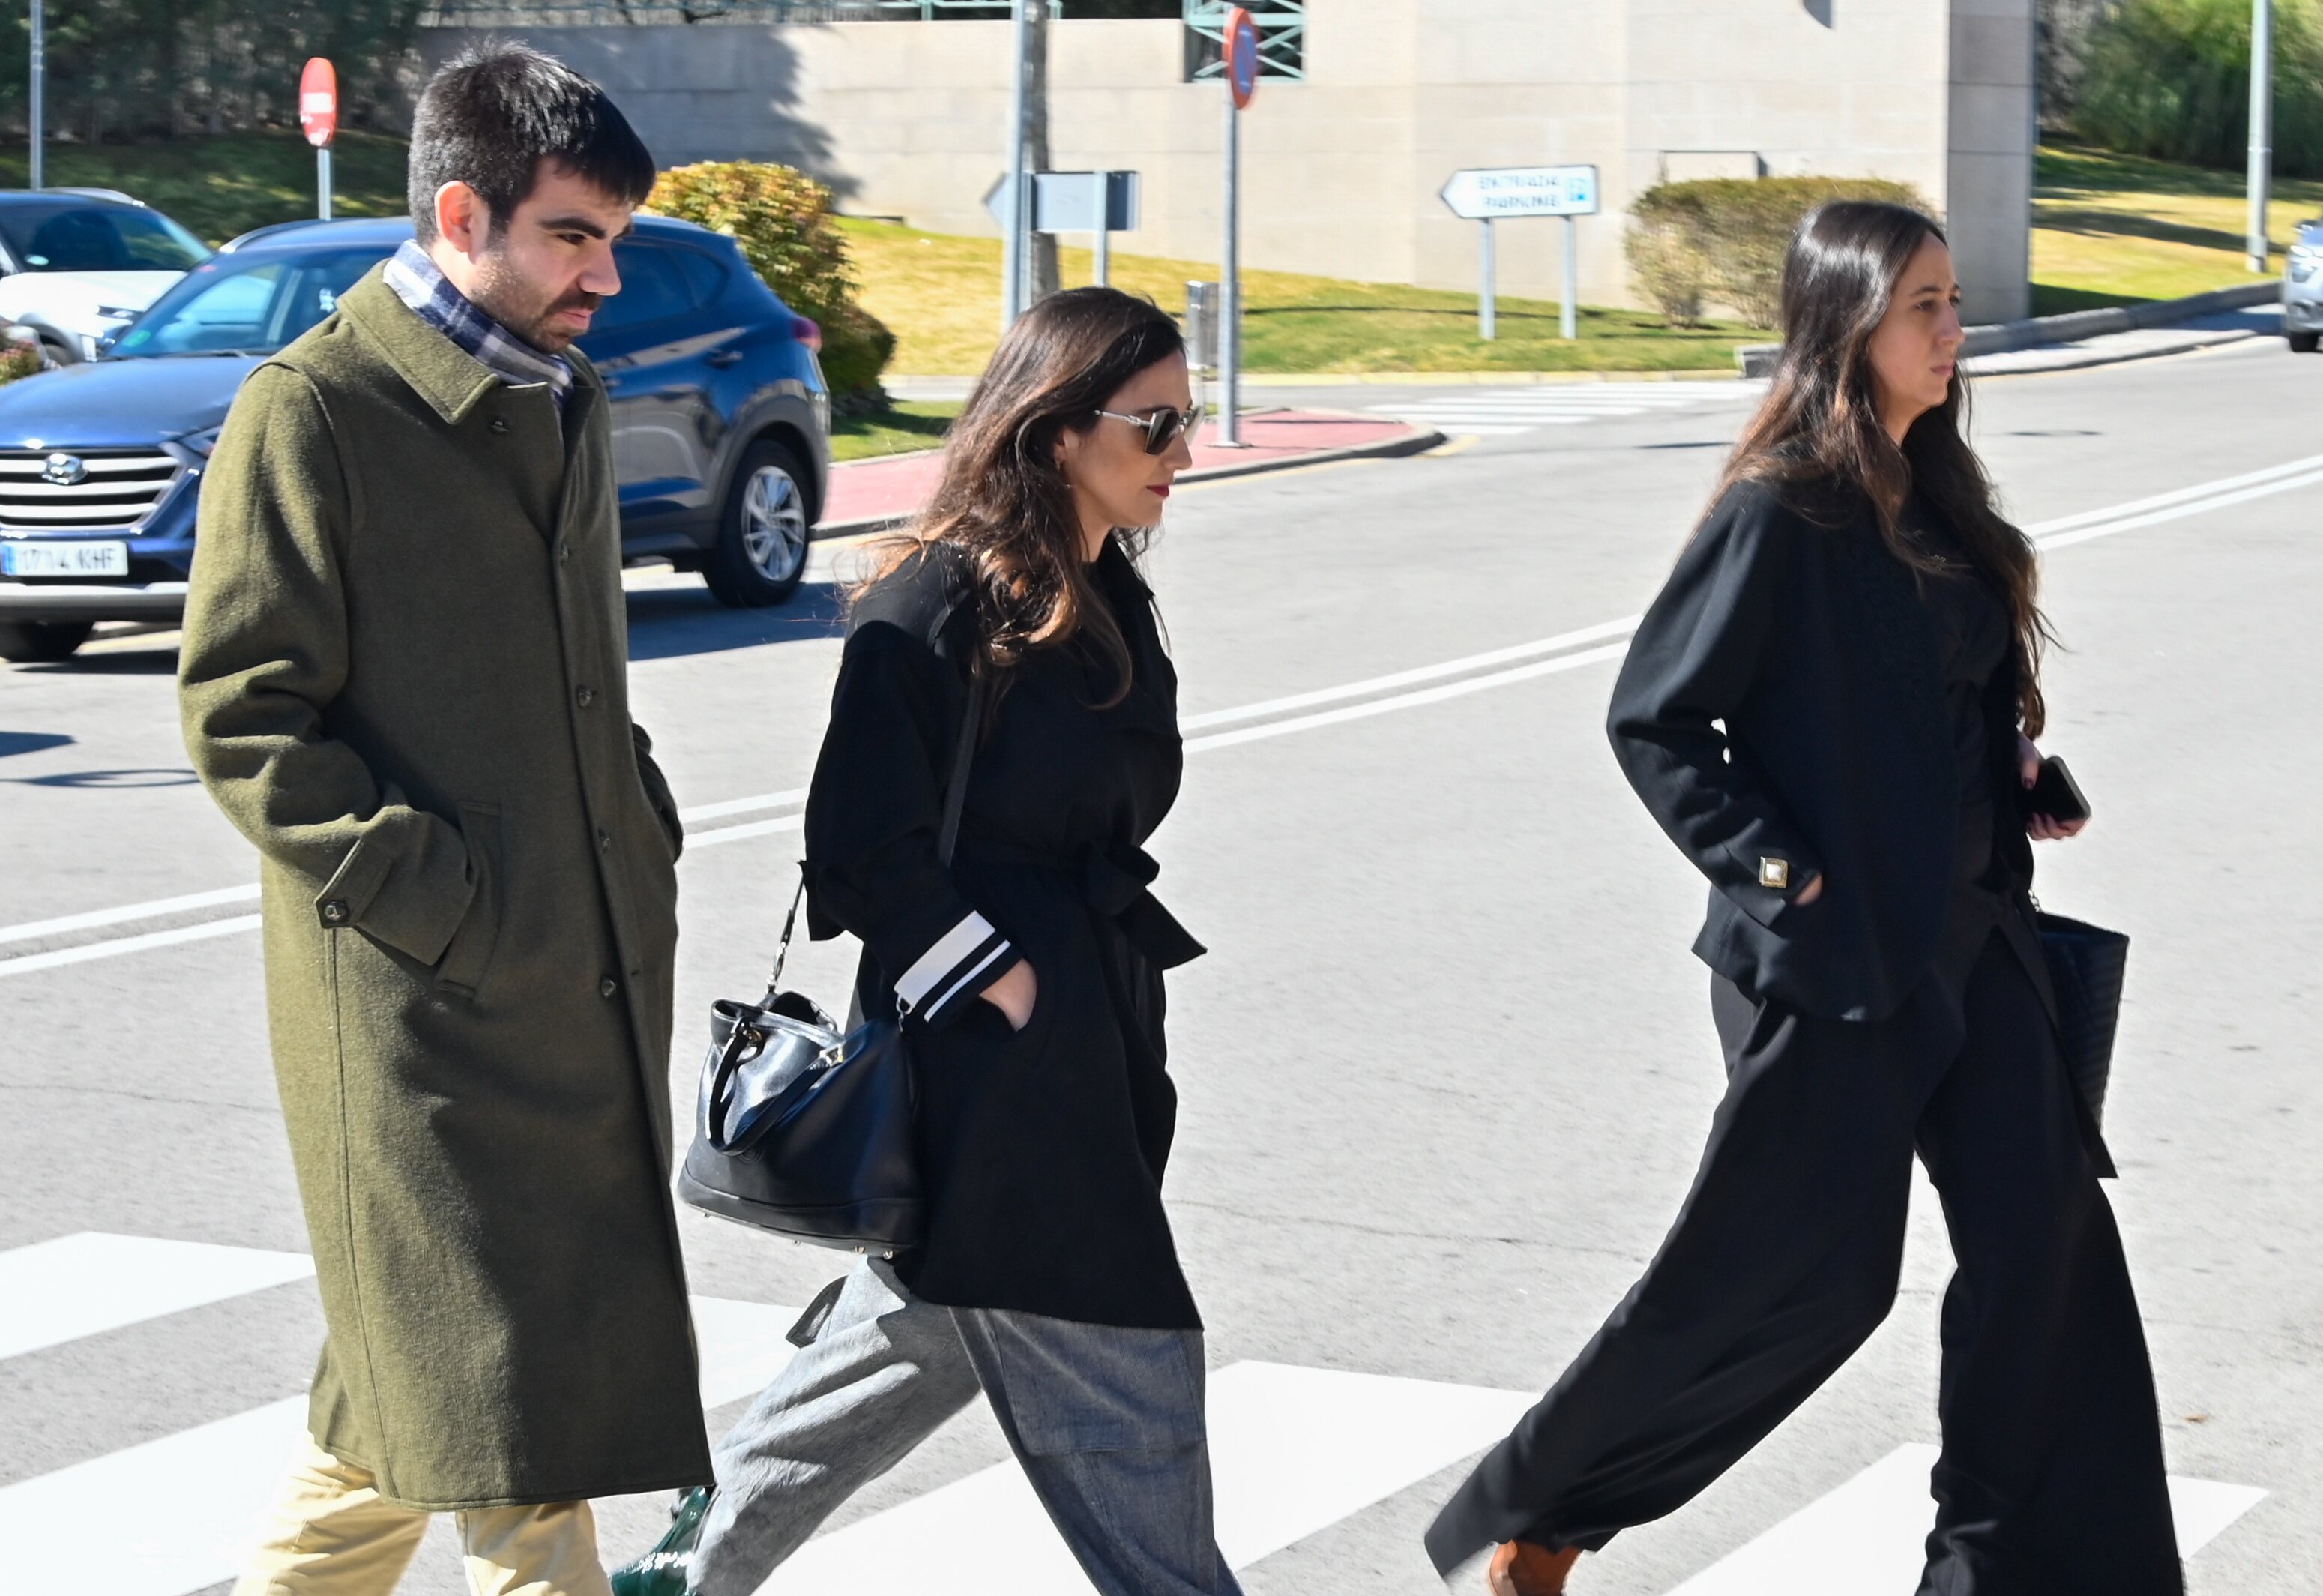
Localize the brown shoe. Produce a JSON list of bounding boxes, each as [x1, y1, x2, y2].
[[1485, 1540, 1579, 1596]]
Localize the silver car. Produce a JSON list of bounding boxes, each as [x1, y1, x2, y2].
[[2287, 219, 2323, 353]]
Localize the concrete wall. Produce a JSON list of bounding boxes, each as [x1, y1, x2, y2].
[[424, 0, 2034, 328]]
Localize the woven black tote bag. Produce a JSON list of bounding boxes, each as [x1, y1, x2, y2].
[[2033, 909, 2130, 1130]]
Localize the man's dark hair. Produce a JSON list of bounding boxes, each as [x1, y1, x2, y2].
[[409, 42, 656, 244]]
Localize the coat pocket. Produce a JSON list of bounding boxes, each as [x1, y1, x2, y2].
[[433, 802, 504, 999]]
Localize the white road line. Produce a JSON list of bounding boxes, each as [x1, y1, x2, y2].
[[0, 883, 259, 946], [0, 1235, 315, 1362], [1663, 1443, 2265, 1595], [0, 1294, 799, 1596], [0, 914, 262, 976], [680, 787, 807, 824], [690, 811, 807, 848], [6, 448, 2317, 979], [761, 1361, 1539, 1596], [1181, 617, 1643, 731], [1185, 644, 1632, 753]]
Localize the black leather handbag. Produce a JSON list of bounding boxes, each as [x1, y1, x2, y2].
[[675, 678, 985, 1256], [2033, 907, 2130, 1130]]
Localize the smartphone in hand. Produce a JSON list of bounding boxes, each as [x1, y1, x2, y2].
[[2021, 756, 2091, 825]]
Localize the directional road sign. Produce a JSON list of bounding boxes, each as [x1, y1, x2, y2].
[[1439, 165, 1599, 221]]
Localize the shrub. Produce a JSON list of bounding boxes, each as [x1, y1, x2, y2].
[[2074, 0, 2323, 176], [645, 160, 897, 406], [1626, 176, 1937, 329], [0, 341, 43, 386]]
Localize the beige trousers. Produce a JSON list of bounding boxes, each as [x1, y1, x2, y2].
[[231, 1439, 613, 1596]]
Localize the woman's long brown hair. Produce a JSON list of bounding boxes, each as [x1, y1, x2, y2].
[[1712, 201, 2054, 735], [861, 286, 1185, 707]]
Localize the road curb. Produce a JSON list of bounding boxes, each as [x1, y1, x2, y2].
[[812, 423, 1445, 541], [1965, 325, 2262, 378], [1736, 282, 2281, 376]]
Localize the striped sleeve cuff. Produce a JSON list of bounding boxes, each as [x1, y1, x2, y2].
[[895, 910, 1014, 1024]]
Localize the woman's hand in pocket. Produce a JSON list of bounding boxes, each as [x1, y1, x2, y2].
[[980, 959, 1038, 1031]]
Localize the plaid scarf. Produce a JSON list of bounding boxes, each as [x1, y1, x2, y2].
[[384, 240, 573, 417]]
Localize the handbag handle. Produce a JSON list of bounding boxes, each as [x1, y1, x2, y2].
[[764, 665, 989, 998]]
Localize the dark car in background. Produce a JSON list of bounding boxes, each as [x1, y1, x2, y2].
[[0, 214, 830, 662]]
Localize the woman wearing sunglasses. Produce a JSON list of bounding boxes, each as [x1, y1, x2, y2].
[[615, 288, 1229, 1596]]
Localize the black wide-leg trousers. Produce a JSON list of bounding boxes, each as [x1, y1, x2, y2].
[[1426, 929, 2183, 1595]]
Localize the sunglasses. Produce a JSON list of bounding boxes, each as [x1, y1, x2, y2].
[[1093, 403, 1205, 455]]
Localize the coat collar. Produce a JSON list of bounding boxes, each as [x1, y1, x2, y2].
[[339, 267, 509, 427]]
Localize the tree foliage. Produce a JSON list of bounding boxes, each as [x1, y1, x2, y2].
[[1625, 176, 1935, 329], [2074, 0, 2323, 175], [646, 160, 896, 404], [0, 0, 427, 144]]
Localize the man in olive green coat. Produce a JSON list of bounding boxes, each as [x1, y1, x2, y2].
[[179, 46, 709, 1594]]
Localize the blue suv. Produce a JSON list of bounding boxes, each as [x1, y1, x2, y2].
[[0, 215, 831, 662]]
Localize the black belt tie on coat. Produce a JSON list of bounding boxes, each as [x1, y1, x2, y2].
[[965, 837, 1208, 972]]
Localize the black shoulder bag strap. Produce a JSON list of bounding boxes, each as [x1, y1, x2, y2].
[[806, 666, 984, 1029]]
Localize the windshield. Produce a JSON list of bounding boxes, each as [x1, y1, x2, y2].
[[0, 203, 210, 272], [108, 247, 392, 358]]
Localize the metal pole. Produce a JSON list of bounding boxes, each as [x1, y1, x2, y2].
[[318, 147, 333, 220], [28, 0, 43, 191], [2248, 0, 2273, 271], [1001, 0, 1031, 328], [1218, 89, 1242, 446], [1094, 171, 1110, 288], [1479, 218, 1496, 340], [1561, 214, 1579, 340]]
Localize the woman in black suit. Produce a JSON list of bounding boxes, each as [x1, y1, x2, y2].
[[1426, 202, 2182, 1596]]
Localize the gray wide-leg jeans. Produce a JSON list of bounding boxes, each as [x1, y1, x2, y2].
[[691, 1259, 1242, 1596]]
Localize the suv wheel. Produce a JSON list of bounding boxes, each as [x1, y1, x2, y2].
[[2290, 331, 2320, 354], [703, 439, 812, 608], [0, 619, 94, 663]]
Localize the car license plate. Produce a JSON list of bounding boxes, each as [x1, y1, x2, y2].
[[0, 540, 129, 579]]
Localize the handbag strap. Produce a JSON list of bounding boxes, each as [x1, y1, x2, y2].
[[765, 666, 988, 996], [936, 666, 987, 868]]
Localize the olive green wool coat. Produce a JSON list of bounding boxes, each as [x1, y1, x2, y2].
[[178, 270, 711, 1510]]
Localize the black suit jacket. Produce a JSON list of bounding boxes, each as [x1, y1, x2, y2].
[[1609, 479, 2034, 1022]]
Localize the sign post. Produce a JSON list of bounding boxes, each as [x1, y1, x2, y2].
[[1478, 218, 1495, 340], [300, 58, 338, 221], [1438, 164, 1600, 341], [1001, 0, 1031, 328], [1217, 6, 1259, 446], [28, 0, 43, 190]]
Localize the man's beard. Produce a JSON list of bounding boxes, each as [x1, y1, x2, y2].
[[470, 251, 600, 355]]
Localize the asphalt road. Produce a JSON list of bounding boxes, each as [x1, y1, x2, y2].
[[3, 336, 2319, 1595]]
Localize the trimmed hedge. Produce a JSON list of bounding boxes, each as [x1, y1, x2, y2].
[[2074, 0, 2323, 177], [1625, 176, 1936, 328], [645, 160, 896, 406]]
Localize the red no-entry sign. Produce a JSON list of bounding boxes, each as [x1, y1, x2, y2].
[[299, 58, 337, 149]]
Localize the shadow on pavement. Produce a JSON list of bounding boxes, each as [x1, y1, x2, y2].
[[625, 579, 846, 661], [0, 731, 75, 758]]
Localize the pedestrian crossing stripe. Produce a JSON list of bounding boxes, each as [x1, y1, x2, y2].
[[1669, 1444, 2265, 1595], [0, 1232, 313, 1361], [0, 1235, 2270, 1595]]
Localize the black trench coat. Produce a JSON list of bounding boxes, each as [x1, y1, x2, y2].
[[1606, 479, 2040, 1024], [802, 538, 1206, 1329]]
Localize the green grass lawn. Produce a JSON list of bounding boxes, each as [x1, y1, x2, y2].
[[828, 399, 959, 463], [0, 130, 411, 246], [837, 217, 1765, 376], [2032, 140, 2323, 312]]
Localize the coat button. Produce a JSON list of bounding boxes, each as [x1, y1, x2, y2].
[[556, 541, 570, 564], [489, 418, 510, 434], [575, 685, 595, 707], [320, 899, 349, 925], [597, 829, 611, 853], [600, 977, 619, 999]]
